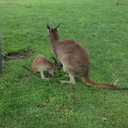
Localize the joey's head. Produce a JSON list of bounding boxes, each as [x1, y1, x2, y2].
[[51, 56, 62, 70], [48, 57, 62, 77], [48, 68, 55, 77], [47, 24, 60, 42]]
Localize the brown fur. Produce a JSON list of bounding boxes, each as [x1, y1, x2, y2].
[[32, 55, 55, 80], [47, 24, 128, 90]]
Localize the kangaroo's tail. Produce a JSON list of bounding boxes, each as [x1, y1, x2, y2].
[[81, 75, 128, 90]]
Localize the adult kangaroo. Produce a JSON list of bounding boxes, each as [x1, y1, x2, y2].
[[47, 24, 128, 90]]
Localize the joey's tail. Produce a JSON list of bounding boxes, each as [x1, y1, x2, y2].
[[82, 75, 128, 90]]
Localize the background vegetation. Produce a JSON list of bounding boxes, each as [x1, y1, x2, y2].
[[0, 0, 128, 127]]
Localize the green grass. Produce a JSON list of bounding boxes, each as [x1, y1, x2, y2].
[[0, 0, 128, 127]]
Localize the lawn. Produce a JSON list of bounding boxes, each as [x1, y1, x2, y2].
[[0, 0, 128, 127]]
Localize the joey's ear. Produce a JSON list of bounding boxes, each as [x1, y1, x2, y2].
[[55, 23, 60, 30], [47, 25, 51, 30]]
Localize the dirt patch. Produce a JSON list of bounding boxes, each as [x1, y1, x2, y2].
[[4, 50, 33, 61], [37, 100, 50, 109], [55, 104, 72, 113], [18, 74, 29, 82]]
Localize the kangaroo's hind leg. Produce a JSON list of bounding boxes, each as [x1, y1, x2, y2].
[[59, 73, 76, 85]]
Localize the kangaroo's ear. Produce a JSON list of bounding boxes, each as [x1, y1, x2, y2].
[[47, 25, 51, 31], [56, 23, 60, 30]]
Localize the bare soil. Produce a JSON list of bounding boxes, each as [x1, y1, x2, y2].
[[3, 50, 33, 61]]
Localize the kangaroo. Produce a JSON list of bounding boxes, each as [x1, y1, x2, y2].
[[47, 24, 128, 90], [32, 55, 56, 80]]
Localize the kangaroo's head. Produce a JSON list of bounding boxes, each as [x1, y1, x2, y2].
[[47, 24, 60, 42], [51, 56, 62, 70]]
